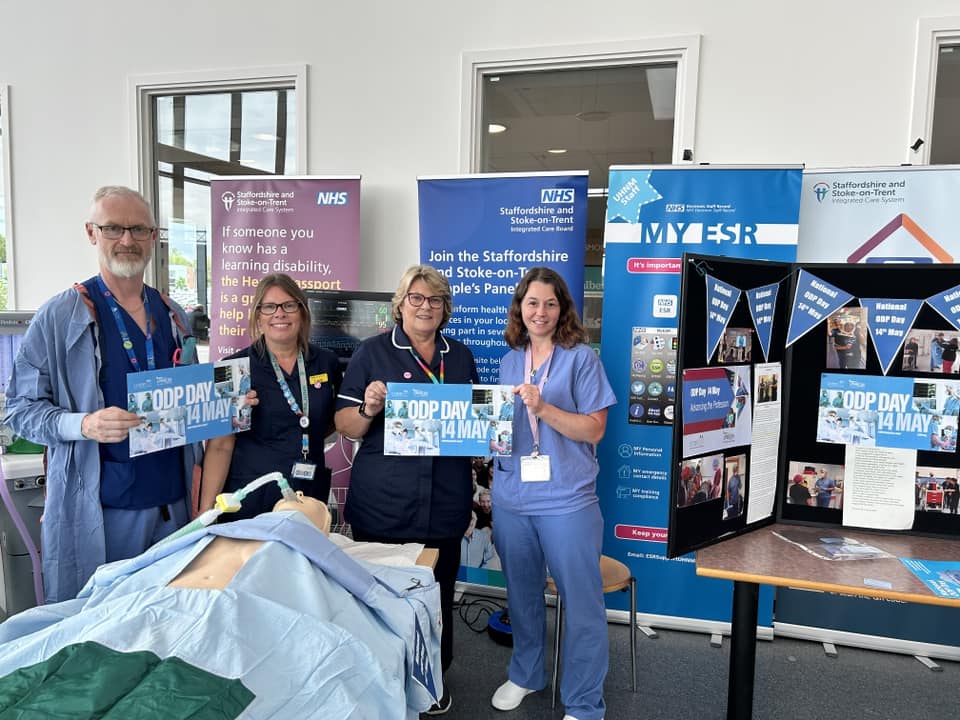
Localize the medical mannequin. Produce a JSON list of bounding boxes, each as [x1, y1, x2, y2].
[[169, 493, 330, 589]]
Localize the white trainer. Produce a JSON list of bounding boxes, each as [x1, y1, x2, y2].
[[491, 680, 535, 710]]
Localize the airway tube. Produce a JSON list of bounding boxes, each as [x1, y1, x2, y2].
[[0, 462, 45, 607]]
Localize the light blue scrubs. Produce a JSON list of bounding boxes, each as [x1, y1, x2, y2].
[[492, 343, 616, 720]]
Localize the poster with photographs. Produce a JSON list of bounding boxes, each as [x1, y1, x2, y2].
[[714, 327, 753, 364], [681, 365, 752, 457], [786, 460, 844, 509], [677, 453, 725, 507], [723, 453, 746, 520], [915, 465, 960, 514], [901, 329, 960, 374], [127, 358, 252, 457], [825, 307, 868, 370]]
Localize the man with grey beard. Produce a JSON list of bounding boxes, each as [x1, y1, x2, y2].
[[4, 186, 202, 603]]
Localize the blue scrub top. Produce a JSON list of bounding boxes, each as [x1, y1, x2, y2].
[[223, 341, 342, 519], [84, 278, 184, 509], [492, 343, 616, 516], [337, 325, 479, 539]]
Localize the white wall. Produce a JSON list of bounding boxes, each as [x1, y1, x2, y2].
[[0, 0, 957, 308]]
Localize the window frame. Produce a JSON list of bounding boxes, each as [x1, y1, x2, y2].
[[908, 17, 960, 165], [0, 83, 16, 309], [127, 65, 308, 289], [460, 36, 701, 172]]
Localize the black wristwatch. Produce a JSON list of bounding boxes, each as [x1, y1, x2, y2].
[[358, 401, 373, 419]]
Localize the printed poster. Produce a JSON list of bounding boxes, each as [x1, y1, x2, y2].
[[209, 176, 361, 360], [127, 358, 251, 457], [384, 383, 515, 457], [818, 373, 960, 452], [680, 365, 752, 458]]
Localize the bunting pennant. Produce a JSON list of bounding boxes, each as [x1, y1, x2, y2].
[[925, 283, 960, 332], [705, 275, 742, 363], [746, 282, 780, 362], [859, 298, 925, 375], [785, 270, 855, 347]]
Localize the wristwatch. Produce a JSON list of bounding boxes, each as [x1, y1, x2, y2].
[[358, 401, 373, 419]]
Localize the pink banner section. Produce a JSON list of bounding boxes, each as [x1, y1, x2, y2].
[[209, 177, 361, 359]]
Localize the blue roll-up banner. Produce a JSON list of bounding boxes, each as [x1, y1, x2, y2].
[[789, 167, 960, 651], [599, 165, 802, 626], [418, 172, 588, 588]]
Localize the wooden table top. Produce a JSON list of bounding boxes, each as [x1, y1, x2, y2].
[[696, 523, 960, 608]]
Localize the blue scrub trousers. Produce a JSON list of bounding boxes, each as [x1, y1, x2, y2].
[[103, 500, 189, 562], [494, 503, 607, 720]]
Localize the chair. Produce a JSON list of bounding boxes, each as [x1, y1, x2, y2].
[[547, 555, 637, 708]]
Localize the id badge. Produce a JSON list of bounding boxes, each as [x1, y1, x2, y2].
[[520, 454, 551, 482], [291, 461, 317, 481]]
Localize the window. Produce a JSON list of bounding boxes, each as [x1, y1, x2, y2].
[[0, 84, 13, 310], [130, 67, 306, 340], [462, 38, 700, 331], [909, 18, 960, 164]]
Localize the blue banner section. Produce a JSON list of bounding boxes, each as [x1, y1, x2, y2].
[[860, 298, 924, 375], [818, 373, 959, 451], [127, 359, 250, 456], [418, 173, 588, 384], [786, 270, 855, 347], [925, 282, 960, 332], [746, 282, 780, 362], [705, 275, 741, 363], [599, 166, 801, 624], [384, 383, 513, 456], [900, 558, 960, 599]]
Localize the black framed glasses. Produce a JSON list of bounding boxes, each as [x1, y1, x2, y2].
[[258, 301, 301, 315], [406, 292, 445, 309], [89, 223, 156, 241]]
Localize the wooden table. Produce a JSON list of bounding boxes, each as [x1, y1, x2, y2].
[[417, 547, 439, 569], [696, 523, 960, 720]]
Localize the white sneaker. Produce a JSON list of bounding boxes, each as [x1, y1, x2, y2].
[[491, 680, 535, 710]]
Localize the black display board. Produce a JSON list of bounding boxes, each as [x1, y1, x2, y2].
[[667, 255, 960, 558], [667, 254, 791, 557]]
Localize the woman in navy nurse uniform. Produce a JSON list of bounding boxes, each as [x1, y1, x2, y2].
[[489, 267, 616, 720], [335, 264, 478, 715], [200, 273, 341, 520]]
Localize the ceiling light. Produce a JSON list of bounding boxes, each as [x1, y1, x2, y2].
[[488, 123, 507, 134], [576, 110, 610, 122], [547, 148, 567, 154], [254, 133, 279, 141]]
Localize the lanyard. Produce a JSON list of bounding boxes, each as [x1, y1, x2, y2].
[[269, 350, 311, 459], [523, 344, 555, 454], [97, 275, 154, 372], [408, 348, 444, 384]]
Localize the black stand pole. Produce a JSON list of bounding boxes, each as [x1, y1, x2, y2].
[[727, 580, 759, 720]]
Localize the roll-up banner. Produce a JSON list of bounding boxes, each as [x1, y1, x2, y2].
[[777, 166, 960, 653], [209, 176, 361, 361], [418, 172, 588, 587], [598, 165, 802, 626]]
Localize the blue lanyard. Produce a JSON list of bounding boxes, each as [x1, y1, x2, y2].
[[268, 349, 311, 459], [96, 275, 155, 372]]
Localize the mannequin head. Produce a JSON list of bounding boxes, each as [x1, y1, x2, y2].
[[273, 491, 331, 534]]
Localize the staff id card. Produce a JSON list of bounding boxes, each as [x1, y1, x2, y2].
[[520, 454, 551, 482], [291, 461, 317, 481]]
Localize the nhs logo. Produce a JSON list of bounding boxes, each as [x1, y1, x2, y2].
[[317, 191, 349, 206], [540, 188, 575, 204]]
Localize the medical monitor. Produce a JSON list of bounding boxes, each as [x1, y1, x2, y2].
[[306, 291, 394, 368]]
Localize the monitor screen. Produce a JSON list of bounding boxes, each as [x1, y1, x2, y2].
[[306, 290, 394, 367], [0, 312, 34, 446]]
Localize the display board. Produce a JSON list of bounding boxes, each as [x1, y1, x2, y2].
[[668, 256, 960, 558]]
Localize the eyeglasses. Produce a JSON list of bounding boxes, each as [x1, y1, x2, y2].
[[258, 301, 301, 315], [90, 223, 156, 241], [405, 292, 445, 309]]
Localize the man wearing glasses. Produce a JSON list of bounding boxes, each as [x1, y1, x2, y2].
[[4, 186, 201, 603]]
